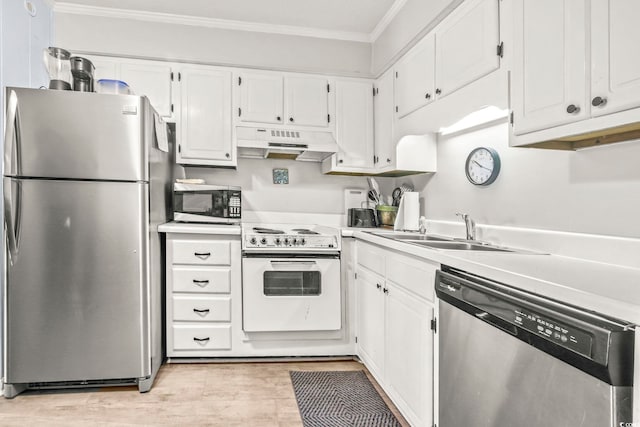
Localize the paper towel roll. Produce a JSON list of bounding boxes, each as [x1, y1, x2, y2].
[[402, 192, 420, 231]]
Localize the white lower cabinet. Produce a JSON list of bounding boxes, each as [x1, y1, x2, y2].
[[165, 232, 241, 357], [356, 241, 438, 427]]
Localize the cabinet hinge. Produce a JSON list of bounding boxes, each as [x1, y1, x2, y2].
[[395, 106, 399, 113], [395, 71, 398, 78], [354, 272, 358, 279], [510, 111, 514, 125], [238, 107, 242, 117], [355, 336, 358, 343], [170, 72, 174, 81], [178, 144, 181, 153], [497, 41, 504, 58], [373, 87, 376, 97], [327, 114, 331, 123], [171, 104, 174, 113], [178, 72, 181, 82], [430, 318, 437, 333], [238, 76, 242, 85], [327, 83, 330, 93]]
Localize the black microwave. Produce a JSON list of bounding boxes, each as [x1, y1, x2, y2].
[[173, 184, 241, 224]]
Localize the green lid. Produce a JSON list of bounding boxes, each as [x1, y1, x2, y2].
[[376, 205, 398, 212]]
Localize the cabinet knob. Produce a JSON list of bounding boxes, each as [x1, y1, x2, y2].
[[435, 88, 442, 95], [376, 283, 382, 290], [383, 288, 389, 294], [277, 116, 282, 121], [425, 93, 431, 99], [289, 117, 294, 122], [225, 153, 230, 158], [338, 159, 344, 164], [387, 158, 391, 163], [566, 104, 580, 114], [591, 96, 608, 107]]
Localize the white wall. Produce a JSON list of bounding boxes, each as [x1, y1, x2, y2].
[[54, 13, 372, 76], [371, 0, 461, 75], [183, 158, 395, 218], [401, 122, 640, 239]]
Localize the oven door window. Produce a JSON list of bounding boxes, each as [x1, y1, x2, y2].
[[263, 271, 321, 296]]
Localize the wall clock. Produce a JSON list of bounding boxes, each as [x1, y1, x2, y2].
[[465, 147, 501, 186]]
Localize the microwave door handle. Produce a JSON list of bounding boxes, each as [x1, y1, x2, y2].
[[4, 90, 21, 176]]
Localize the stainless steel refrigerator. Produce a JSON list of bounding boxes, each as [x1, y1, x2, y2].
[[2, 87, 171, 398]]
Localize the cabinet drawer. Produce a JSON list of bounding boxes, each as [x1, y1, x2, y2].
[[172, 240, 231, 265], [357, 242, 386, 276], [172, 266, 231, 293], [172, 325, 231, 350], [172, 295, 231, 322], [386, 253, 437, 302]]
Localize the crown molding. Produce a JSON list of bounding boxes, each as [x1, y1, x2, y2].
[[54, 2, 374, 43], [370, 0, 407, 42]]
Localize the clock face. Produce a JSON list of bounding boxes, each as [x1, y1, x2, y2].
[[465, 147, 501, 186]]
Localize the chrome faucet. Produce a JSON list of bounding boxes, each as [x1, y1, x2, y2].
[[456, 213, 476, 241]]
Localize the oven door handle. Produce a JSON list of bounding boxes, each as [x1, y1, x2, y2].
[[270, 260, 317, 266]]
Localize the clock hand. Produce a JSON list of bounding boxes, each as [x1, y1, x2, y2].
[[472, 160, 491, 171]]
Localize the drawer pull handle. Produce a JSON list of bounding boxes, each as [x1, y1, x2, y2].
[[194, 252, 211, 259], [193, 308, 210, 315], [193, 337, 210, 344], [192, 279, 210, 287]]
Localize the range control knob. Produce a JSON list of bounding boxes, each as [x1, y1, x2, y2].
[[300, 238, 306, 245], [275, 238, 281, 245], [260, 238, 267, 245], [284, 238, 290, 245], [249, 237, 257, 245], [292, 238, 298, 245]]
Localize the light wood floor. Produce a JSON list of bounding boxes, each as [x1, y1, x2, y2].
[[0, 360, 409, 426]]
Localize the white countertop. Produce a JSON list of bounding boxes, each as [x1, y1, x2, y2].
[[159, 222, 241, 235], [355, 231, 640, 326]]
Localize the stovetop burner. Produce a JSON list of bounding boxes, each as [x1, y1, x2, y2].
[[253, 227, 285, 234], [291, 228, 320, 235]]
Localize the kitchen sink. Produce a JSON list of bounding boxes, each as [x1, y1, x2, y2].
[[370, 232, 452, 241], [407, 241, 516, 252]]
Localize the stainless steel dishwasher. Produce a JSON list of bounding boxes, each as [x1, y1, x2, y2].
[[436, 267, 634, 427]]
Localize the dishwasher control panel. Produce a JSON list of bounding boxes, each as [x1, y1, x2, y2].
[[512, 309, 593, 357]]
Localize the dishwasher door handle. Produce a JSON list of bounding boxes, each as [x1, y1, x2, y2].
[[475, 311, 518, 336]]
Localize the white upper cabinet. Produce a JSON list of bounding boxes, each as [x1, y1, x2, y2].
[[591, 0, 640, 117], [332, 80, 374, 169], [285, 76, 329, 127], [120, 61, 173, 118], [86, 56, 175, 120], [177, 66, 234, 167], [395, 33, 436, 118], [512, 0, 588, 136], [374, 69, 395, 169], [238, 73, 284, 124], [435, 0, 500, 98]]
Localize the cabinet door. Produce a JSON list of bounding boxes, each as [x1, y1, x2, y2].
[[120, 61, 173, 118], [374, 70, 395, 169], [334, 80, 374, 169], [177, 67, 233, 165], [436, 0, 500, 97], [591, 0, 640, 117], [86, 56, 119, 82], [285, 76, 329, 127], [395, 33, 436, 118], [356, 267, 385, 378], [512, 0, 588, 135], [385, 284, 434, 427], [238, 72, 284, 124]]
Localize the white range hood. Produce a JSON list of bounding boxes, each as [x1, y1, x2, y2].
[[236, 126, 339, 162]]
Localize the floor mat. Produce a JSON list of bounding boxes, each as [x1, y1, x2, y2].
[[289, 370, 401, 427]]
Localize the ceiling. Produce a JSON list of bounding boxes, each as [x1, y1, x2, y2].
[[54, 0, 402, 41]]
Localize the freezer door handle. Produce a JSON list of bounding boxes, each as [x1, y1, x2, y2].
[[3, 178, 21, 263], [4, 89, 21, 176]]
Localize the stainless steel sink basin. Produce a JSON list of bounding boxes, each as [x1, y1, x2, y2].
[[408, 241, 516, 252], [370, 232, 451, 241]]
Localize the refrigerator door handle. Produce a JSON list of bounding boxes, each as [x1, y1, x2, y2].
[[3, 89, 21, 176], [3, 178, 20, 262]]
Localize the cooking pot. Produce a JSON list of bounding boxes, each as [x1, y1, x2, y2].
[[348, 208, 377, 228]]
